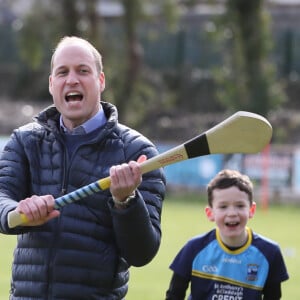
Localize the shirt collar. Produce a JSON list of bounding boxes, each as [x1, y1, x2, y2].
[[60, 107, 107, 135]]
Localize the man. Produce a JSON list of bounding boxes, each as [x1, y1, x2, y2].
[[0, 36, 166, 299]]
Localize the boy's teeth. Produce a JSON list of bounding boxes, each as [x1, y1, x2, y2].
[[227, 222, 238, 226]]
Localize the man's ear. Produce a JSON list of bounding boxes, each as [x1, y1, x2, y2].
[[249, 201, 257, 219], [49, 75, 53, 95], [205, 206, 214, 222], [99, 72, 105, 92]]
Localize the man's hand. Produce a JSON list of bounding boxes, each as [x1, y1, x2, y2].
[[109, 155, 147, 203], [16, 195, 60, 226]]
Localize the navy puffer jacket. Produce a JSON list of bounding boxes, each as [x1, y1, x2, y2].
[[0, 101, 166, 300]]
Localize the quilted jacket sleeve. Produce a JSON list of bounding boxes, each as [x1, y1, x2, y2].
[[0, 130, 31, 234], [108, 128, 166, 267]]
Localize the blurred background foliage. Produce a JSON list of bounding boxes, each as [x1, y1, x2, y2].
[[1, 0, 300, 142]]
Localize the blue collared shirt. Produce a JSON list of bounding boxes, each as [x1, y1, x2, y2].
[[60, 107, 107, 135]]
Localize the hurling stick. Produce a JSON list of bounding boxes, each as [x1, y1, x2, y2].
[[7, 111, 272, 228]]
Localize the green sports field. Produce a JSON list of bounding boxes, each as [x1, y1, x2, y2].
[[1, 194, 299, 300]]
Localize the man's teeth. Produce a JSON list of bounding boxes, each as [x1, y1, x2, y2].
[[67, 92, 81, 97], [65, 92, 83, 101]]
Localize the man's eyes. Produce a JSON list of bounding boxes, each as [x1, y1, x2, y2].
[[55, 68, 89, 76], [56, 70, 67, 76], [80, 68, 89, 73]]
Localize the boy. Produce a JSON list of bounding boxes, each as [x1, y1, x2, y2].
[[165, 169, 289, 299]]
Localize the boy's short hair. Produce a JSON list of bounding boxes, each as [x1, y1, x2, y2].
[[207, 169, 253, 207]]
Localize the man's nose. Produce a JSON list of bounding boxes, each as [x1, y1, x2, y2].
[[66, 71, 79, 85]]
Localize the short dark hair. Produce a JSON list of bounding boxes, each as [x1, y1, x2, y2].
[[207, 169, 253, 207]]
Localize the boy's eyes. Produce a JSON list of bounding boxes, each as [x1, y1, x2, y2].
[[217, 203, 246, 209]]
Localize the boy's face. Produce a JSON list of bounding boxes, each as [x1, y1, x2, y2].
[[205, 186, 256, 247]]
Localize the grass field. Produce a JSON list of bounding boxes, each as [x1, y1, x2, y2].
[[1, 195, 299, 300]]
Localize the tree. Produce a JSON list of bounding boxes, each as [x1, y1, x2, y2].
[[211, 0, 286, 116], [14, 0, 103, 100], [113, 0, 143, 120], [113, 0, 180, 123]]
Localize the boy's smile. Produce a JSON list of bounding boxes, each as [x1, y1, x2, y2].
[[205, 186, 256, 247]]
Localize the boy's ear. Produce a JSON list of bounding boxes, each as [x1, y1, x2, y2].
[[205, 206, 214, 222], [249, 201, 257, 218]]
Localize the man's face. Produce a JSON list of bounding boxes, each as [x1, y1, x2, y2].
[[49, 43, 105, 130]]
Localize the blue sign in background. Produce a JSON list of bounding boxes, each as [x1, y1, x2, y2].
[[0, 137, 296, 193], [157, 144, 223, 188]]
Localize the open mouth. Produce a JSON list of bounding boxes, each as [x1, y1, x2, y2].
[[65, 92, 83, 102], [225, 222, 239, 228]]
